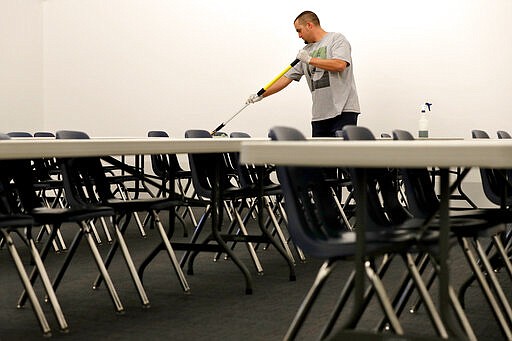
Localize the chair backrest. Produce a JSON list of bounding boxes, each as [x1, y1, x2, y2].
[[0, 134, 42, 214], [34, 132, 55, 138], [55, 130, 114, 207], [471, 129, 512, 206], [7, 131, 33, 137], [227, 132, 255, 188], [497, 130, 511, 139], [184, 129, 233, 198], [147, 130, 186, 178], [268, 126, 349, 255], [147, 131, 172, 178], [341, 126, 411, 226], [392, 129, 440, 219]]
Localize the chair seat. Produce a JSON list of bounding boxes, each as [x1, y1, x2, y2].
[[31, 206, 115, 224], [300, 230, 416, 259], [33, 179, 63, 191], [0, 214, 34, 228], [105, 197, 183, 213]]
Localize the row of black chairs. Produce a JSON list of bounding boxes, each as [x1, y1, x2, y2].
[[1, 129, 299, 336], [5, 126, 511, 339], [271, 126, 512, 340]]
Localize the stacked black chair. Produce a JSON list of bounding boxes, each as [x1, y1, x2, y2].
[[7, 149, 148, 323], [7, 131, 33, 137], [30, 131, 69, 252], [391, 128, 512, 339], [270, 126, 455, 340], [34, 132, 56, 138], [228, 131, 297, 263], [0, 134, 65, 336], [497, 130, 512, 139], [54, 130, 192, 297], [181, 129, 295, 294], [147, 130, 199, 235]]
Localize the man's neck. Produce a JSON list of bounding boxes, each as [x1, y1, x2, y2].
[[311, 29, 328, 43]]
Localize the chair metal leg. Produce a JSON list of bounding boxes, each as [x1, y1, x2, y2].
[[474, 238, 512, 324], [112, 223, 151, 307], [232, 205, 264, 274], [82, 221, 124, 313], [492, 233, 512, 280], [255, 196, 296, 281], [28, 238, 69, 332], [402, 253, 448, 338], [88, 220, 102, 245], [330, 187, 353, 231], [179, 205, 210, 268], [448, 284, 478, 341], [2, 231, 52, 336], [319, 270, 356, 340], [17, 225, 59, 308], [263, 196, 295, 264], [35, 224, 61, 252], [99, 216, 113, 244], [116, 183, 147, 238], [153, 210, 191, 293], [460, 237, 512, 339], [277, 200, 306, 263], [283, 259, 336, 341], [92, 215, 129, 290], [51, 229, 84, 293], [364, 261, 404, 335]]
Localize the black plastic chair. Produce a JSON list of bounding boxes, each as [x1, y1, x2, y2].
[[55, 130, 190, 297], [228, 131, 297, 263], [34, 132, 55, 138], [0, 134, 64, 336], [7, 131, 33, 137], [5, 150, 147, 320], [29, 132, 69, 251], [183, 129, 295, 294], [270, 126, 449, 340], [497, 130, 512, 139], [472, 129, 512, 206], [392, 128, 512, 339], [147, 130, 198, 234]]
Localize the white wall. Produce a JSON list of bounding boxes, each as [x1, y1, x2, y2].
[[0, 0, 43, 132], [41, 0, 512, 139], [2, 0, 510, 205]]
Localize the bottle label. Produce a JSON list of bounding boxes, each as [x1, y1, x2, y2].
[[418, 130, 429, 138]]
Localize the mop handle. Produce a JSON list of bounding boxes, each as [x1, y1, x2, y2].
[[211, 58, 300, 135], [256, 59, 300, 96]]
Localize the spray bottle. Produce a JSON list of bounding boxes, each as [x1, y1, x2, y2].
[[418, 102, 432, 138]]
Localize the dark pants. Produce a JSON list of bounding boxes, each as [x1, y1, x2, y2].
[[312, 112, 359, 210], [311, 112, 359, 137]]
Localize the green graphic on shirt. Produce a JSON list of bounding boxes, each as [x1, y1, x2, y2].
[[308, 46, 329, 91], [311, 46, 327, 59]]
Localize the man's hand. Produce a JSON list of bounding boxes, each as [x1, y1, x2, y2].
[[246, 94, 263, 104], [296, 49, 312, 64]]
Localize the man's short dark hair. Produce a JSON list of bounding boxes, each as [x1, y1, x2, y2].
[[295, 11, 320, 26]]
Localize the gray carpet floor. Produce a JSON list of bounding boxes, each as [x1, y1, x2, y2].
[[0, 212, 509, 340]]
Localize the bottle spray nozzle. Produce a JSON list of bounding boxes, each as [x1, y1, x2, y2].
[[421, 102, 432, 113]]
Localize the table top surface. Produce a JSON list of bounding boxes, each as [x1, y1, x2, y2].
[[240, 139, 512, 168], [0, 137, 266, 160], [2, 137, 512, 169]]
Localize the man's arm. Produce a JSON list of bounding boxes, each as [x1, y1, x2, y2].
[[262, 76, 293, 98], [309, 58, 347, 72], [246, 76, 293, 104]]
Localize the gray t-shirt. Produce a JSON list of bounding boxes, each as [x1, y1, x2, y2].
[[286, 32, 360, 121]]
